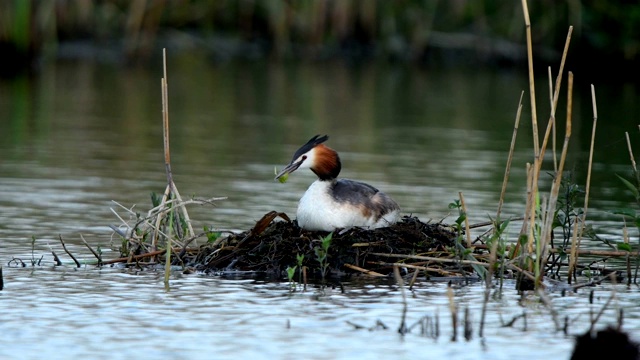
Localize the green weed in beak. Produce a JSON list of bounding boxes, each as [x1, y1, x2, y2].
[[275, 167, 289, 183]]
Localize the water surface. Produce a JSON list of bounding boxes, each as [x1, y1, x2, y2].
[[1, 55, 639, 358], [3, 266, 638, 359]]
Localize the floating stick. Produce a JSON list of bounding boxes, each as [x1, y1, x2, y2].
[[59, 235, 81, 268]]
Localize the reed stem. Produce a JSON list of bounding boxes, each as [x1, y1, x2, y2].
[[164, 207, 174, 291], [537, 72, 573, 287], [570, 84, 598, 283], [393, 265, 408, 335], [459, 192, 472, 247], [520, 0, 541, 261], [496, 91, 524, 221]]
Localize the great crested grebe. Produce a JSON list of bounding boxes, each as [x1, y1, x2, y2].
[[275, 135, 400, 232]]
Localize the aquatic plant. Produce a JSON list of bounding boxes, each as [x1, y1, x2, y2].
[[610, 134, 640, 284], [107, 51, 226, 286], [285, 253, 306, 291], [296, 253, 305, 284], [204, 226, 221, 244], [285, 265, 296, 290], [314, 232, 333, 282], [448, 199, 487, 280]]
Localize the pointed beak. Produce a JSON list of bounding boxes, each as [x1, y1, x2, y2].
[[275, 160, 303, 180]]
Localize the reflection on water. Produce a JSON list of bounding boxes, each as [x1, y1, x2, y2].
[[1, 56, 640, 358]]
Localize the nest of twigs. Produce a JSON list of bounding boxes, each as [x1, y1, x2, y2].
[[188, 211, 462, 279], [109, 198, 477, 280]]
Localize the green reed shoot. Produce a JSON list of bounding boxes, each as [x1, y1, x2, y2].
[[286, 253, 306, 290], [485, 218, 510, 282], [296, 253, 305, 283], [314, 233, 333, 282], [204, 226, 221, 244], [286, 265, 296, 290], [448, 200, 487, 279]]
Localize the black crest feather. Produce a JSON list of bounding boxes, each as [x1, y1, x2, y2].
[[292, 134, 329, 160]]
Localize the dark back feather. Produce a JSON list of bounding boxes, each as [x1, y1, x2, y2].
[[330, 179, 399, 220]]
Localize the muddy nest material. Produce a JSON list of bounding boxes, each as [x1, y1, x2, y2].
[[193, 212, 460, 279]]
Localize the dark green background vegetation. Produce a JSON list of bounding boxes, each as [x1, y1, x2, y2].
[[1, 1, 638, 78]]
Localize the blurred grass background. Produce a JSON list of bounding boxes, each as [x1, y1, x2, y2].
[[0, 0, 638, 77]]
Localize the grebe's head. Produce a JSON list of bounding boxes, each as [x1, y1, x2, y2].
[[275, 135, 341, 181]]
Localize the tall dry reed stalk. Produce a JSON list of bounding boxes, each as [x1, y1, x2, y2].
[[569, 85, 598, 283], [496, 91, 524, 221], [536, 72, 573, 286], [515, 0, 579, 289]]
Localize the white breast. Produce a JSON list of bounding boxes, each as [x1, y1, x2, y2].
[[296, 180, 400, 231]]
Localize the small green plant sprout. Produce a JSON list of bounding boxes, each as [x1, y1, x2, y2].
[[296, 253, 305, 267], [275, 167, 288, 183], [552, 175, 585, 249], [448, 199, 487, 279], [449, 199, 464, 218], [484, 217, 510, 286], [203, 226, 221, 244], [486, 218, 509, 258], [286, 265, 297, 290], [296, 253, 305, 283], [314, 232, 333, 281]]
